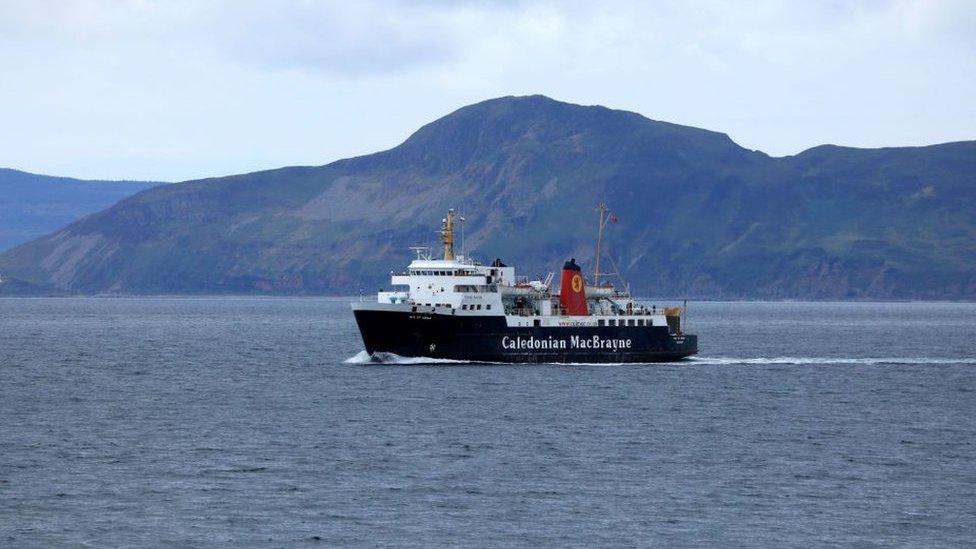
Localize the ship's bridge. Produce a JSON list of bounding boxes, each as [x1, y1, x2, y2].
[[399, 259, 514, 284], [381, 257, 514, 309]]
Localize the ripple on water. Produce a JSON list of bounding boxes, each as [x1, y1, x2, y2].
[[1, 298, 975, 546]]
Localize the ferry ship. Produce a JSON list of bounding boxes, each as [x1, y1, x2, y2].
[[351, 206, 698, 363]]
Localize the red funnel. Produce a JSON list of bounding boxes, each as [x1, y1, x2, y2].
[[559, 258, 588, 316]]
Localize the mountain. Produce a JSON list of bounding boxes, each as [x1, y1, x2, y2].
[[1, 95, 974, 298], [0, 169, 162, 252]]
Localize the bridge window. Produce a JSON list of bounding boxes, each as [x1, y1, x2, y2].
[[454, 284, 497, 293]]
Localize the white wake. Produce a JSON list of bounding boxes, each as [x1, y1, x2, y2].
[[344, 350, 974, 366], [344, 350, 474, 365], [687, 356, 975, 366]]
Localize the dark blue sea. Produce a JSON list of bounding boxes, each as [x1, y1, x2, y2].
[[2, 298, 975, 547]]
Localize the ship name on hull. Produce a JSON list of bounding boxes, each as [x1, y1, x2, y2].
[[502, 335, 632, 351]]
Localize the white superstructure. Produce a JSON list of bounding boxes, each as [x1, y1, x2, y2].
[[367, 210, 677, 329]]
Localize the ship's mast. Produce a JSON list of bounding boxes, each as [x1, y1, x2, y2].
[[594, 202, 608, 285], [441, 209, 456, 261]]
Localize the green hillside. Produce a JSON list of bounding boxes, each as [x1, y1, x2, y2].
[[1, 96, 973, 298]]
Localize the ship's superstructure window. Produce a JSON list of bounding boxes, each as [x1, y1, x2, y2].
[[454, 284, 497, 293], [598, 319, 605, 326]]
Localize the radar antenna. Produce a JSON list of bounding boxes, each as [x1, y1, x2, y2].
[[408, 246, 431, 260]]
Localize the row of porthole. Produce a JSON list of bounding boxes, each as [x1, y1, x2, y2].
[[412, 270, 470, 276], [412, 303, 490, 311], [598, 318, 652, 326]]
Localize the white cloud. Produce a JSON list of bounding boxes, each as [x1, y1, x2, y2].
[[0, 0, 973, 180]]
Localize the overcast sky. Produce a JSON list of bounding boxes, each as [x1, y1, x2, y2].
[[1, 0, 973, 181]]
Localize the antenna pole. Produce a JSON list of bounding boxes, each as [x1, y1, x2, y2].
[[594, 202, 607, 285], [442, 209, 455, 261]]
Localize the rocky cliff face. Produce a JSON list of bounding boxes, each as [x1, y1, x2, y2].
[[1, 95, 974, 298]]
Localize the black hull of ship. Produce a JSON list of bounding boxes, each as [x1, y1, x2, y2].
[[353, 309, 698, 364]]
